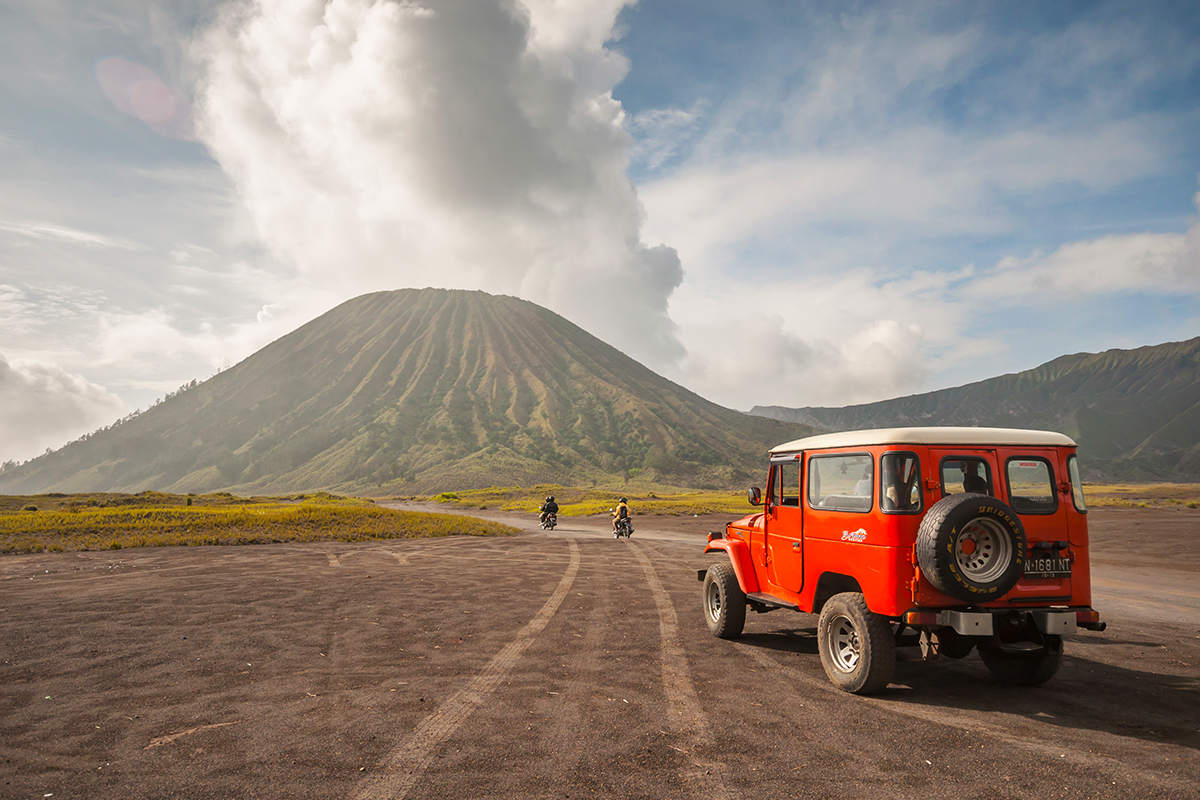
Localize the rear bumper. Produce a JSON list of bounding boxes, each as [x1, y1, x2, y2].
[[904, 607, 1104, 636]]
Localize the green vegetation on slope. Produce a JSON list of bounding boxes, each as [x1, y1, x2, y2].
[[1, 491, 517, 553], [751, 338, 1200, 481], [0, 289, 809, 496]]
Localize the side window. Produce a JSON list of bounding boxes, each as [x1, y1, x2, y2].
[[941, 457, 992, 497], [768, 464, 781, 506], [779, 461, 800, 506], [1007, 458, 1058, 514], [807, 454, 873, 512], [881, 452, 922, 513], [1067, 454, 1087, 513]]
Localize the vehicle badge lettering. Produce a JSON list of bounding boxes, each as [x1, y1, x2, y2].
[[841, 528, 868, 543]]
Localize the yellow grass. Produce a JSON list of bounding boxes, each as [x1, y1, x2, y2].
[[425, 484, 755, 517], [1081, 483, 1200, 508], [0, 492, 517, 554], [422, 482, 1200, 515]]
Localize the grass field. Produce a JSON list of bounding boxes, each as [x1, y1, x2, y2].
[[423, 482, 1200, 515], [0, 491, 518, 554], [426, 484, 757, 517], [1082, 483, 1200, 508], [5, 481, 1196, 555]]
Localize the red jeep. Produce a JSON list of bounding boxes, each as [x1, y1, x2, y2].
[[699, 427, 1105, 694]]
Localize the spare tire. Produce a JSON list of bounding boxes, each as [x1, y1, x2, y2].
[[916, 493, 1026, 603]]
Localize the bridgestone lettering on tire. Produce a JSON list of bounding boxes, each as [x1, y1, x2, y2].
[[916, 493, 1027, 603], [703, 561, 746, 639], [817, 592, 896, 695]]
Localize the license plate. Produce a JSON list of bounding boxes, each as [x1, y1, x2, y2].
[[1024, 554, 1071, 579]]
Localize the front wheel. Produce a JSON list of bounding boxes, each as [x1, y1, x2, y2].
[[702, 562, 746, 639], [817, 593, 896, 694], [978, 637, 1063, 686]]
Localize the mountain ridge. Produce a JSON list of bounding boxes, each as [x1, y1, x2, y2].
[[750, 337, 1200, 480]]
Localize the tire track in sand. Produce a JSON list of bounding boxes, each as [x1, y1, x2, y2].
[[351, 538, 580, 800], [627, 541, 731, 800]]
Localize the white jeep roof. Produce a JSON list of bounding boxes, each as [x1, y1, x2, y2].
[[769, 426, 1076, 454]]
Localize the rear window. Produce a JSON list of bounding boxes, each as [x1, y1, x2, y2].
[[940, 457, 992, 497], [1006, 458, 1058, 515], [808, 454, 873, 512], [1067, 454, 1087, 513]]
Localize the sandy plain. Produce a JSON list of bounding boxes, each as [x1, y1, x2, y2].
[[1, 506, 1197, 799]]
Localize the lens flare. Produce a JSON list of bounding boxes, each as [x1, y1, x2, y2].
[[95, 57, 193, 140]]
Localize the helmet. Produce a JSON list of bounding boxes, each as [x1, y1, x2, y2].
[[619, 497, 627, 503], [548, 496, 555, 502]]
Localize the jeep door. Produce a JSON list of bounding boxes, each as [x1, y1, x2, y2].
[[764, 455, 804, 593], [996, 448, 1074, 602]]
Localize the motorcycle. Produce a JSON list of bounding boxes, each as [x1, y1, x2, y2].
[[612, 515, 634, 539], [540, 512, 557, 530]]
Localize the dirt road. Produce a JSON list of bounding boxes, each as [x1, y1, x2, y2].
[[1, 508, 1196, 799]]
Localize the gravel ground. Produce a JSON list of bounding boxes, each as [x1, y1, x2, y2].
[[0, 506, 1196, 800]]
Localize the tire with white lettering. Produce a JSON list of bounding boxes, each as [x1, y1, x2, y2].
[[818, 592, 896, 695], [703, 561, 746, 639], [916, 493, 1026, 603], [978, 638, 1063, 686]]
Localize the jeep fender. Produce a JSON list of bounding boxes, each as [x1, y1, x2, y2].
[[704, 538, 760, 595], [811, 572, 864, 615]]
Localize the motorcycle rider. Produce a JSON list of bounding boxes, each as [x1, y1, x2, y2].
[[612, 497, 631, 534], [539, 495, 559, 526]]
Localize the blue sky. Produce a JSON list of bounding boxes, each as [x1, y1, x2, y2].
[[1, 0, 1199, 464]]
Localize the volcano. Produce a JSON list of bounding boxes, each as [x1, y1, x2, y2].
[[0, 289, 810, 494]]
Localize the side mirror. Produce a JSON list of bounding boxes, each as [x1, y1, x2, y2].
[[747, 486, 762, 506]]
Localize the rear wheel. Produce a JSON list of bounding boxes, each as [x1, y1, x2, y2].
[[817, 593, 895, 694], [703, 562, 746, 639], [979, 637, 1063, 686], [937, 627, 977, 659]]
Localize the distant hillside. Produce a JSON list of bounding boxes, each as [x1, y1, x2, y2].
[[0, 289, 810, 495], [750, 338, 1200, 481]]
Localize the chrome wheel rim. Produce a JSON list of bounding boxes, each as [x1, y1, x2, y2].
[[955, 517, 1013, 583], [705, 579, 723, 623], [826, 613, 861, 673]]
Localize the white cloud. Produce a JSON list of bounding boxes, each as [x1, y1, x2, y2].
[[0, 353, 128, 464], [969, 232, 1191, 299], [0, 277, 327, 435], [193, 0, 684, 367], [967, 190, 1200, 300], [627, 100, 707, 171], [671, 304, 929, 410], [0, 219, 141, 249], [639, 123, 1165, 278], [92, 300, 313, 378]]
